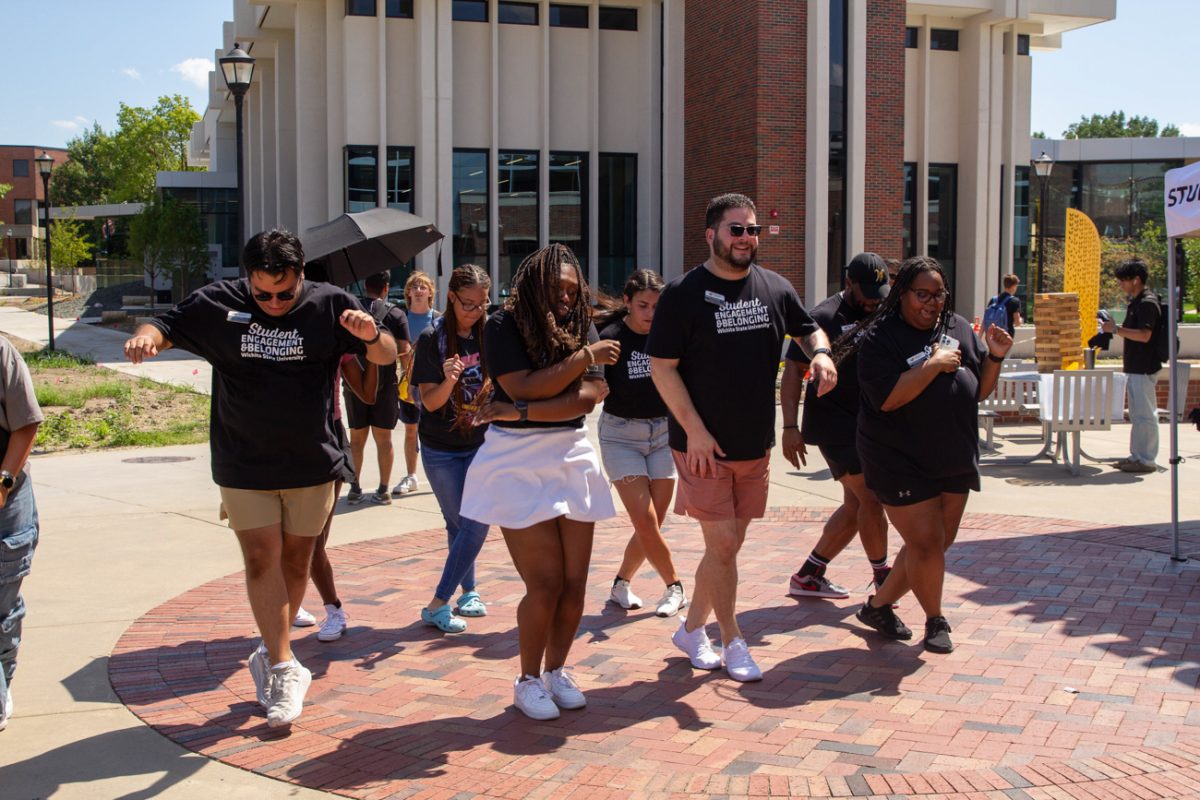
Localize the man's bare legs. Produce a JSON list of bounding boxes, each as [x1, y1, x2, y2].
[[235, 525, 317, 664], [684, 518, 751, 642]]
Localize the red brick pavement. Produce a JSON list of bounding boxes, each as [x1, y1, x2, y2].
[[110, 508, 1200, 799]]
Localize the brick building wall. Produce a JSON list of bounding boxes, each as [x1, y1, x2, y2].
[[864, 1, 905, 260], [0, 146, 69, 260]]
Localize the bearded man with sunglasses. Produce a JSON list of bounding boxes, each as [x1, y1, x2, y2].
[[648, 193, 836, 682], [123, 229, 397, 728]]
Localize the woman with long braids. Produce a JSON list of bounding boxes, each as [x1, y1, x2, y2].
[[843, 256, 1012, 654], [592, 270, 687, 618], [412, 264, 493, 633], [461, 243, 619, 720]]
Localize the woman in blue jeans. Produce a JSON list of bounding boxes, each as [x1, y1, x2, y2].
[[412, 264, 493, 633]]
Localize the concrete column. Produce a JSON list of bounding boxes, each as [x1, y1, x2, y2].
[[294, 0, 328, 233], [276, 35, 298, 232], [845, 0, 867, 259], [660, 0, 685, 280]]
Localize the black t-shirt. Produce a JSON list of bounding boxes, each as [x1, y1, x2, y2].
[[600, 319, 667, 420], [646, 263, 818, 461], [1123, 289, 1161, 375], [856, 312, 986, 483], [785, 292, 866, 447], [150, 279, 366, 490], [363, 297, 410, 389], [483, 309, 602, 430], [1000, 292, 1021, 334], [411, 320, 487, 451]]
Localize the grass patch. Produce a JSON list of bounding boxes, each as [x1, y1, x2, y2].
[[36, 380, 131, 409], [24, 349, 94, 369]]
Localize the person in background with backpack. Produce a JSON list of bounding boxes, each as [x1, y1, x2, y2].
[[346, 271, 411, 504], [983, 273, 1023, 336], [1102, 258, 1161, 474]]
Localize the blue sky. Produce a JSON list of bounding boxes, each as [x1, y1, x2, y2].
[[2, 0, 1197, 150]]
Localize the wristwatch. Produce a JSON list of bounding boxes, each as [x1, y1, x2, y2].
[[0, 470, 14, 490], [514, 399, 529, 423]]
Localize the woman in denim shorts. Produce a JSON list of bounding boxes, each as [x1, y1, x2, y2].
[[595, 270, 687, 618]]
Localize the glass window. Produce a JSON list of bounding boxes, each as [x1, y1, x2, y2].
[[347, 0, 375, 15], [827, 0, 848, 294], [928, 164, 958, 283], [598, 153, 636, 295], [12, 159, 29, 178], [905, 27, 918, 49], [345, 145, 378, 212], [453, 0, 488, 22], [1012, 164, 1030, 303], [550, 4, 588, 28], [1017, 34, 1030, 55], [13, 200, 32, 225], [386, 146, 414, 212], [549, 153, 587, 275], [386, 0, 413, 17], [903, 163, 917, 259], [499, 2, 538, 25], [498, 151, 539, 296], [453, 150, 489, 278], [930, 29, 959, 51], [599, 7, 637, 31]]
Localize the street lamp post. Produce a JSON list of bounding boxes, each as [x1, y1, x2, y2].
[[1032, 151, 1054, 297], [35, 151, 55, 351], [219, 43, 256, 277]]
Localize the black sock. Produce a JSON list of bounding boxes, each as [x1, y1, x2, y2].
[[667, 580, 683, 589], [798, 550, 831, 578], [870, 557, 891, 582], [349, 483, 361, 492], [613, 576, 629, 586], [330, 599, 342, 609], [377, 484, 387, 494]]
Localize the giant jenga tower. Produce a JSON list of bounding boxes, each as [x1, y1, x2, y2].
[[1034, 292, 1083, 372]]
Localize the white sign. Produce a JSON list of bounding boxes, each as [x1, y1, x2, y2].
[[1164, 160, 1200, 239], [768, 225, 781, 235]]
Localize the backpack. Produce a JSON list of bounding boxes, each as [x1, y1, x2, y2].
[[1148, 291, 1174, 363], [981, 293, 1010, 333]]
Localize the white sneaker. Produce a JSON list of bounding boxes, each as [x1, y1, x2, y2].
[[392, 475, 419, 497], [655, 584, 688, 617], [513, 675, 560, 720], [722, 637, 763, 682], [541, 667, 586, 709], [247, 642, 270, 708], [671, 621, 722, 670], [266, 660, 312, 728], [317, 604, 348, 642], [0, 686, 11, 731], [609, 579, 643, 610], [292, 606, 316, 627]]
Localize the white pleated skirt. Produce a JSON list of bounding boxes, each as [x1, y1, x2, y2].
[[460, 424, 616, 529]]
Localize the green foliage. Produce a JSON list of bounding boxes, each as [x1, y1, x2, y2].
[[129, 194, 211, 302], [1033, 220, 1172, 315], [33, 405, 209, 450], [50, 123, 115, 207], [1063, 111, 1179, 139], [1031, 131, 1046, 139], [1184, 238, 1200, 313], [48, 212, 95, 271], [35, 380, 131, 409], [23, 349, 93, 368]]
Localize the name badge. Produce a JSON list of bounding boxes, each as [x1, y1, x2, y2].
[[704, 290, 726, 307], [906, 348, 930, 368], [227, 310, 252, 324]]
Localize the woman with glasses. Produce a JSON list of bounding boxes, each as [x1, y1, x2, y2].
[[461, 243, 619, 721], [412, 264, 493, 633], [838, 256, 1012, 654]]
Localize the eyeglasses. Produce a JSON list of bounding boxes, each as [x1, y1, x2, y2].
[[726, 223, 763, 237], [453, 296, 486, 312], [252, 284, 300, 302], [909, 288, 949, 304]]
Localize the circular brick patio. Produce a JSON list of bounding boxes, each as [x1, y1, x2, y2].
[[110, 508, 1200, 799]]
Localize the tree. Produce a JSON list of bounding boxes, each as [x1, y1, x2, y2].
[[50, 123, 117, 208], [1032, 131, 1047, 139], [0, 183, 10, 226], [128, 195, 210, 307], [49, 213, 95, 273], [1063, 111, 1181, 139]]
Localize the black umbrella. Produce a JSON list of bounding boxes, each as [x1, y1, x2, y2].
[[302, 207, 444, 286]]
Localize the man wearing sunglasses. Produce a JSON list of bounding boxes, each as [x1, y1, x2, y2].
[[648, 193, 836, 683], [123, 229, 398, 729]]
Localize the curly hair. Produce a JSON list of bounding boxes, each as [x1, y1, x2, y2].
[[505, 243, 592, 368], [833, 255, 956, 364], [592, 268, 664, 329]]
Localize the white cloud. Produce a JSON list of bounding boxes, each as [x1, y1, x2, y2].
[[121, 67, 141, 80], [1178, 123, 1200, 137], [172, 57, 214, 90], [50, 115, 90, 131]]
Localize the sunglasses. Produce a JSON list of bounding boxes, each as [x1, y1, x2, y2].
[[726, 223, 763, 237], [910, 288, 949, 304], [252, 287, 299, 302]]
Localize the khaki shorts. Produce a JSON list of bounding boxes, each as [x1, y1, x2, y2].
[[671, 450, 770, 521], [218, 482, 337, 537]]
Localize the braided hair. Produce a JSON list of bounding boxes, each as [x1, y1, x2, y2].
[[592, 268, 664, 329], [441, 264, 491, 431], [505, 243, 592, 368], [833, 255, 956, 364]]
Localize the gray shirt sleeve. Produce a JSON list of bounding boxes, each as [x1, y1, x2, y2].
[[0, 338, 44, 435]]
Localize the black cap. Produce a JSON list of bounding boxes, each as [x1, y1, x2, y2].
[[846, 252, 890, 300]]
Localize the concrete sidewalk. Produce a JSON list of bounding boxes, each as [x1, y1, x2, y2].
[[1, 306, 1198, 797]]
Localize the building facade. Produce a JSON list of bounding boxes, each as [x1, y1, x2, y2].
[[0, 145, 69, 268], [184, 0, 1114, 312]]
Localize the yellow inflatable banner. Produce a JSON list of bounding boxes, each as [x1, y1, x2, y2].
[[1062, 208, 1101, 365]]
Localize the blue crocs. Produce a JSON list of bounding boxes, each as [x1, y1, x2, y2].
[[421, 604, 467, 633], [456, 592, 488, 618]]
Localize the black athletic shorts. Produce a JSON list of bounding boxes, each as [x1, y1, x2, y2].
[[345, 387, 400, 431], [817, 443, 861, 481], [399, 399, 420, 426], [867, 472, 979, 507]]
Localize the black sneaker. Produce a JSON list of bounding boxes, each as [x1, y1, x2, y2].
[[923, 616, 954, 653], [872, 566, 892, 592], [346, 485, 364, 505], [855, 597, 913, 640]]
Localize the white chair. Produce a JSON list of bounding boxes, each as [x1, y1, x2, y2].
[[979, 363, 1040, 451], [1046, 370, 1115, 476]]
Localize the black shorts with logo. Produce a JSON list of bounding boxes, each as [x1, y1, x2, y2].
[[868, 472, 979, 507]]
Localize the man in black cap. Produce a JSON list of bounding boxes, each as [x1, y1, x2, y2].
[[781, 252, 892, 599]]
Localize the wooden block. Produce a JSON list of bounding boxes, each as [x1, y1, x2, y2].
[[100, 310, 128, 323]]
